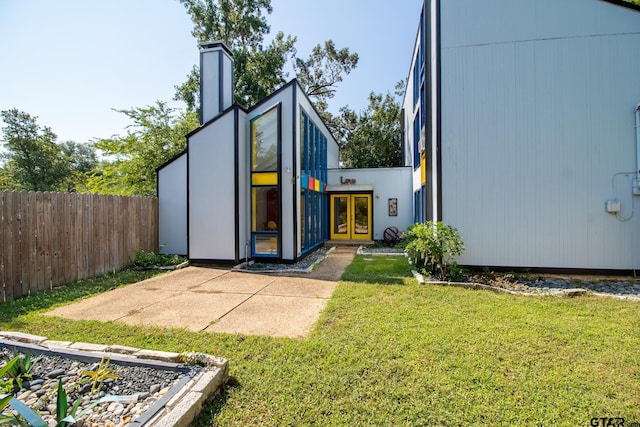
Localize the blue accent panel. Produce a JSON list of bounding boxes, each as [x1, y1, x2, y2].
[[413, 51, 420, 107], [413, 185, 427, 223], [322, 193, 328, 240], [413, 115, 421, 169], [300, 109, 330, 254]]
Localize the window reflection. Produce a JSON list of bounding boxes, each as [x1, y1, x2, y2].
[[253, 109, 278, 171], [253, 187, 278, 232]]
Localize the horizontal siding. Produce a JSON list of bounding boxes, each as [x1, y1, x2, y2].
[[441, 0, 640, 49], [441, 28, 640, 269]]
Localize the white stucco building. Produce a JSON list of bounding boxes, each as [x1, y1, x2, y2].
[[158, 42, 413, 263], [404, 0, 640, 272]]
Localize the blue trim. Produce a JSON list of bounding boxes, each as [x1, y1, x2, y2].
[[252, 233, 279, 258], [199, 49, 203, 125], [250, 104, 281, 258], [413, 114, 421, 169], [414, 185, 427, 224], [314, 191, 319, 243], [300, 109, 330, 254], [322, 192, 328, 241], [412, 8, 426, 171]]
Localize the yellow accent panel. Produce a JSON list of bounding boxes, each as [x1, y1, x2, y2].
[[420, 153, 426, 185], [314, 180, 320, 192], [252, 172, 278, 185]]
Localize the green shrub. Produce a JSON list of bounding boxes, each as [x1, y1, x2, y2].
[[445, 262, 466, 282], [405, 221, 464, 280], [131, 246, 186, 268], [1, 351, 38, 392]]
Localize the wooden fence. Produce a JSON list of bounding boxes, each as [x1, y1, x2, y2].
[[0, 191, 157, 302]]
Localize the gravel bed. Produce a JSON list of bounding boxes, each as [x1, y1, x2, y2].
[[0, 347, 200, 426], [365, 246, 638, 299], [358, 246, 405, 255], [457, 274, 640, 298], [514, 278, 640, 297], [235, 246, 332, 272]]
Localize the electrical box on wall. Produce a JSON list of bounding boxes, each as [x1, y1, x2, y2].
[[633, 178, 640, 196], [606, 200, 621, 214]]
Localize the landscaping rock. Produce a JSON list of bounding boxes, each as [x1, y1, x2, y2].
[[561, 288, 588, 297], [422, 272, 640, 300], [0, 347, 198, 426]]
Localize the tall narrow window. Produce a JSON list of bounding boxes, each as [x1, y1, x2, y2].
[[251, 105, 280, 257], [413, 52, 420, 107], [413, 113, 421, 169], [300, 109, 328, 253], [413, 185, 426, 223]]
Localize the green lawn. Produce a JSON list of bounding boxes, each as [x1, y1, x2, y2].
[[1, 256, 639, 426]]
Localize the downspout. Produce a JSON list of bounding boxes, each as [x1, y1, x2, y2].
[[636, 105, 640, 277], [636, 105, 640, 181]]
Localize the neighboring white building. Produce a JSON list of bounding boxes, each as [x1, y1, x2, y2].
[[404, 0, 640, 272], [158, 42, 414, 263]]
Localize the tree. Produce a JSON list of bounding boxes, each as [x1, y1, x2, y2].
[[0, 109, 70, 191], [293, 41, 359, 139], [88, 101, 199, 196], [60, 141, 99, 192], [175, 0, 358, 115], [293, 40, 359, 105], [339, 82, 406, 169], [176, 0, 296, 109], [0, 162, 17, 189]]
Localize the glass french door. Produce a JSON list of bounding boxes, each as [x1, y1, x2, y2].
[[330, 194, 372, 240]]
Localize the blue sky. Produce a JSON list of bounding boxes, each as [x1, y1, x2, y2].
[[0, 0, 421, 143]]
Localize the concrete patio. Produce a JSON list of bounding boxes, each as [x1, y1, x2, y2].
[[45, 246, 356, 338]]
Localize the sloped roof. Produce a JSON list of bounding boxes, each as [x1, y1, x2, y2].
[[602, 0, 640, 12]]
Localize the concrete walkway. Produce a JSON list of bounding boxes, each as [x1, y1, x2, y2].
[[45, 247, 356, 338]]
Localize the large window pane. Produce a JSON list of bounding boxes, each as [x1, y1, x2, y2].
[[253, 187, 278, 232], [333, 196, 348, 235], [252, 108, 278, 171], [254, 235, 278, 255], [413, 114, 420, 168], [354, 196, 369, 235], [301, 190, 306, 250]]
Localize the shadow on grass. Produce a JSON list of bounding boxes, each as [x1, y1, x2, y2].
[[339, 274, 409, 286], [340, 255, 413, 285], [191, 376, 241, 427], [0, 270, 162, 324]]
